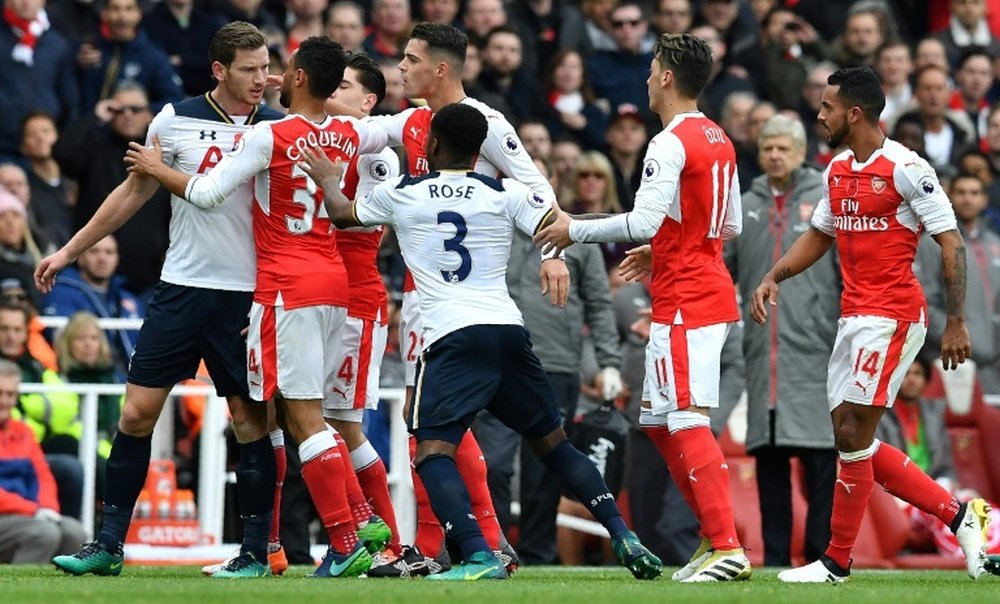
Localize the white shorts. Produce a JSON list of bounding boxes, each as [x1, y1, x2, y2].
[[827, 315, 926, 410], [322, 312, 389, 418], [640, 321, 730, 425], [401, 291, 424, 387], [247, 303, 347, 401]]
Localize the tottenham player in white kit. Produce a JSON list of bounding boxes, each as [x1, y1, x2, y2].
[[751, 66, 990, 583], [44, 23, 285, 578], [298, 102, 662, 582]]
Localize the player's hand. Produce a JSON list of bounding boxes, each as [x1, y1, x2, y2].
[[619, 245, 652, 282], [35, 249, 73, 293], [125, 135, 163, 175], [266, 74, 283, 89], [598, 367, 623, 401], [940, 317, 971, 370], [34, 508, 61, 523], [298, 145, 344, 190], [533, 210, 574, 257], [750, 276, 779, 324], [539, 257, 569, 308]]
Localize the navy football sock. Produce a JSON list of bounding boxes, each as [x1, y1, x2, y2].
[[540, 440, 629, 539], [415, 454, 491, 561], [98, 431, 152, 551], [237, 436, 277, 561]]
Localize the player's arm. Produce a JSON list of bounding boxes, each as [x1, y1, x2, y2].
[[360, 110, 413, 147], [125, 135, 192, 199], [897, 156, 971, 369], [35, 173, 159, 292], [297, 146, 363, 228]]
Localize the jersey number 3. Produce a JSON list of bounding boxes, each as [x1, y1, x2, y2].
[[437, 211, 471, 283]]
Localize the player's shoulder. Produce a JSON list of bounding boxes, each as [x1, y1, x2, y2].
[[171, 94, 235, 123], [253, 104, 285, 124], [395, 171, 438, 190], [827, 148, 855, 171]]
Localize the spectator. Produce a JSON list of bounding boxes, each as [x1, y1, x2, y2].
[[0, 358, 85, 564], [508, 0, 586, 81], [0, 302, 79, 457], [420, 0, 459, 25], [829, 5, 887, 68], [0, 0, 78, 162], [19, 112, 73, 248], [540, 49, 609, 150], [551, 137, 583, 206], [895, 65, 977, 169], [726, 115, 839, 566], [55, 312, 122, 444], [41, 235, 142, 375], [935, 0, 1000, 68], [695, 0, 756, 62], [372, 56, 410, 115], [362, 0, 412, 59], [741, 100, 777, 188], [915, 36, 952, 72], [604, 106, 648, 212], [461, 38, 513, 118], [652, 0, 692, 35], [893, 112, 931, 159], [757, 7, 828, 111], [587, 2, 655, 123], [477, 25, 539, 126], [985, 104, 1000, 222], [326, 2, 367, 53], [569, 151, 630, 270], [286, 0, 329, 53], [718, 91, 757, 189], [578, 0, 616, 54], [76, 0, 184, 115], [463, 0, 506, 44], [144, 0, 226, 97], [951, 47, 994, 144], [45, 0, 101, 48], [53, 82, 170, 297], [915, 172, 1000, 394], [220, 0, 279, 31], [689, 24, 755, 122], [877, 41, 915, 126], [0, 188, 42, 297], [517, 119, 553, 161], [0, 163, 54, 263], [798, 61, 838, 163]]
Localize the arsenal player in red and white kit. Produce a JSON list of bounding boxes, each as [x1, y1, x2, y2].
[[750, 66, 990, 583], [126, 37, 390, 578], [535, 33, 749, 583]]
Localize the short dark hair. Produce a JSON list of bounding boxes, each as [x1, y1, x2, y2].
[[484, 25, 520, 46], [295, 36, 348, 99], [875, 40, 911, 62], [949, 171, 986, 193], [913, 64, 950, 89], [347, 52, 387, 104], [957, 45, 993, 71], [431, 103, 488, 158], [0, 301, 28, 326], [19, 111, 57, 141], [828, 66, 885, 124], [210, 21, 268, 67], [912, 353, 932, 381], [892, 112, 925, 137], [652, 33, 714, 99], [409, 22, 467, 69]]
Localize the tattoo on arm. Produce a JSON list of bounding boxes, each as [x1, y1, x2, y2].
[[774, 267, 793, 283], [943, 245, 966, 319]]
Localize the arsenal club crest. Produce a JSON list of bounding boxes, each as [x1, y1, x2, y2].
[[871, 176, 886, 194], [799, 202, 815, 223]]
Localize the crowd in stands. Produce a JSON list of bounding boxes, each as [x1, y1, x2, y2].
[[0, 0, 998, 567]]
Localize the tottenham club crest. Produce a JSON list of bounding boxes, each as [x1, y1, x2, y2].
[[369, 159, 390, 181], [641, 159, 660, 182], [501, 133, 520, 156], [871, 176, 886, 194]]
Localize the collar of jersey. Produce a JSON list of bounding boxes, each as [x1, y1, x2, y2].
[[204, 92, 261, 125]]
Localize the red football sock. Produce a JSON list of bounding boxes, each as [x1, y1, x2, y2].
[[671, 426, 739, 550], [356, 457, 402, 554], [873, 441, 960, 525], [410, 436, 444, 556], [455, 430, 501, 550], [269, 441, 286, 544], [642, 425, 702, 524], [301, 445, 358, 555], [825, 456, 875, 569], [333, 433, 374, 526]]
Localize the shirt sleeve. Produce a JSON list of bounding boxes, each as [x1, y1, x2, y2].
[[353, 178, 399, 227], [350, 116, 390, 155], [184, 123, 273, 208], [480, 114, 557, 205], [362, 109, 413, 147], [810, 163, 836, 236], [893, 154, 958, 236], [505, 180, 556, 236], [146, 104, 176, 167], [721, 166, 742, 241], [569, 132, 685, 243], [355, 150, 400, 201]]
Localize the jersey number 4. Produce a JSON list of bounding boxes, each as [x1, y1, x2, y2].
[[437, 211, 472, 283], [708, 161, 734, 239]]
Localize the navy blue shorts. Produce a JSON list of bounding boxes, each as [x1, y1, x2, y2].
[[127, 281, 252, 399], [408, 324, 562, 444]]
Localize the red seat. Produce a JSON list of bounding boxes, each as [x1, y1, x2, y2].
[[948, 428, 996, 502], [727, 456, 764, 566]]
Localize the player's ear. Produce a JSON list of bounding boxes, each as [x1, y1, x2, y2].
[[211, 60, 226, 83]]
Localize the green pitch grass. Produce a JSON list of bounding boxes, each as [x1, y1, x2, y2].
[[4, 565, 997, 604]]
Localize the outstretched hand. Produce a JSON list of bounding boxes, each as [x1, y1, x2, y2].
[[750, 277, 779, 324], [533, 210, 574, 257], [297, 145, 344, 189]]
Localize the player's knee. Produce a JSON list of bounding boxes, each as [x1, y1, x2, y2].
[[229, 398, 267, 443], [118, 401, 159, 436], [326, 418, 364, 448], [414, 441, 457, 467]]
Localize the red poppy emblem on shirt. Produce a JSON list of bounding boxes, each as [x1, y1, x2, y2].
[[846, 178, 859, 197]]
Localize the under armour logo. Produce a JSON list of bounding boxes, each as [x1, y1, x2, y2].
[[200, 130, 217, 140], [836, 478, 856, 494]]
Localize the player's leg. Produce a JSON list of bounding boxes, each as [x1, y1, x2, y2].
[[54, 282, 205, 575], [265, 404, 287, 573], [755, 447, 793, 566], [491, 325, 661, 580]]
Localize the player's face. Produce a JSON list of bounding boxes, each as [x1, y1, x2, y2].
[[399, 39, 438, 99], [330, 67, 373, 114], [279, 52, 299, 108], [219, 46, 270, 106], [647, 56, 662, 112], [950, 177, 988, 222], [818, 85, 851, 148]]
